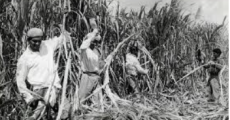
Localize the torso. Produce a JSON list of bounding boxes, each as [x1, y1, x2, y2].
[[22, 41, 58, 87], [207, 59, 222, 77], [81, 47, 101, 72], [126, 53, 138, 76]]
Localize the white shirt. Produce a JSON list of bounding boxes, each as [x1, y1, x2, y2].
[[126, 53, 146, 76], [16, 35, 65, 102], [80, 37, 99, 72]]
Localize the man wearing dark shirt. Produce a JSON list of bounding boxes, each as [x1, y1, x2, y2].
[[204, 48, 224, 103]]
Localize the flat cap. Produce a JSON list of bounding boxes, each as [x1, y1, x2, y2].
[[27, 28, 43, 38]]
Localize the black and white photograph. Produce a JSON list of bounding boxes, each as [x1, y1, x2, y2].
[[0, 0, 228, 119]]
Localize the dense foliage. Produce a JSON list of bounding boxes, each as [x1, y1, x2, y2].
[[0, 0, 228, 119]]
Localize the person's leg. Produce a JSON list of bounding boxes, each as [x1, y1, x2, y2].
[[78, 74, 99, 102], [91, 75, 101, 107], [210, 77, 220, 102], [206, 83, 212, 99], [128, 76, 139, 93], [78, 74, 90, 101], [29, 88, 47, 119], [77, 74, 100, 115]]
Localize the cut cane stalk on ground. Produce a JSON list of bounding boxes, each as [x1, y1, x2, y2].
[[0, 0, 228, 119]]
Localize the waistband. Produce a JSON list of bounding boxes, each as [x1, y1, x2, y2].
[[83, 71, 99, 75], [33, 86, 48, 91]]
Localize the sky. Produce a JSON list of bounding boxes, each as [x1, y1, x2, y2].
[[108, 0, 229, 24]]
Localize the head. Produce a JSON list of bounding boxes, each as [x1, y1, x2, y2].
[[129, 41, 138, 56], [89, 29, 101, 50], [27, 28, 44, 52], [212, 48, 222, 60]]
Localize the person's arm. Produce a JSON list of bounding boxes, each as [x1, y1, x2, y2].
[[127, 54, 148, 75], [203, 60, 215, 69], [204, 60, 224, 69], [214, 59, 225, 69], [212, 63, 223, 70], [16, 58, 33, 103], [135, 60, 148, 75], [47, 31, 71, 51], [80, 30, 98, 50], [80, 36, 94, 50], [203, 62, 211, 69]]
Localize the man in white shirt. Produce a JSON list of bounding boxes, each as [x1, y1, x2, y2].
[[16, 28, 70, 119], [78, 28, 104, 105], [126, 42, 148, 93]]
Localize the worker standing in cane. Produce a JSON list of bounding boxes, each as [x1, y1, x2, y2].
[[16, 28, 70, 119], [78, 17, 105, 108], [125, 41, 148, 94], [203, 48, 225, 103]]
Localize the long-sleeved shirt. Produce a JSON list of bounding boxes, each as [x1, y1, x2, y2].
[[16, 34, 65, 103], [80, 34, 100, 72], [126, 53, 147, 76]]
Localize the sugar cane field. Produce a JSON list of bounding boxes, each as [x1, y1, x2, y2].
[[0, 0, 229, 120]]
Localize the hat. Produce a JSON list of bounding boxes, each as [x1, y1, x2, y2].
[[27, 28, 43, 38]]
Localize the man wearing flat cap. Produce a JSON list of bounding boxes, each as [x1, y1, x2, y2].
[[16, 27, 70, 119]]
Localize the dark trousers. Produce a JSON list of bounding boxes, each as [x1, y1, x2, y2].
[[127, 75, 139, 93]]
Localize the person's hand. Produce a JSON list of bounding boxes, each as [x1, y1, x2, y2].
[[85, 29, 101, 41], [97, 68, 104, 75], [144, 69, 149, 75], [96, 63, 106, 75], [99, 60, 106, 69], [24, 94, 34, 104], [208, 61, 215, 65]]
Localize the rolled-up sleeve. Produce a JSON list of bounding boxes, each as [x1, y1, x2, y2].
[[16, 58, 33, 103], [80, 33, 96, 50], [80, 38, 92, 50]]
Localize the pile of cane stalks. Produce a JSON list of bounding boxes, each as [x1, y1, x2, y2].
[[0, 0, 228, 120]]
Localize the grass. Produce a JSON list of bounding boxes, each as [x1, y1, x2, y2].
[[0, 0, 228, 119]]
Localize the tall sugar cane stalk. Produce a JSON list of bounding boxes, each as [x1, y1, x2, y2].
[[56, 1, 73, 119], [56, 54, 71, 120], [39, 1, 71, 119]]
